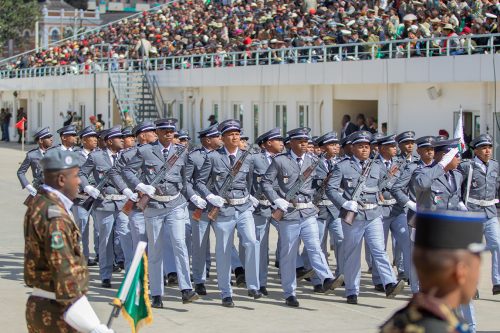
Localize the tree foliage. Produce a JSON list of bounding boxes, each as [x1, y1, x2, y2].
[[0, 0, 41, 51]]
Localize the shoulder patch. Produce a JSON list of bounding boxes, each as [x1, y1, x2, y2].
[[47, 205, 62, 219], [50, 231, 64, 250]]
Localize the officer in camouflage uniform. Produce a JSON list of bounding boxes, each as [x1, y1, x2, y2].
[[24, 149, 112, 333], [17, 127, 53, 199], [379, 210, 485, 333]]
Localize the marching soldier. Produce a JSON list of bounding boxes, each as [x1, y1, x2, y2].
[[109, 122, 157, 252], [380, 210, 485, 333], [79, 126, 134, 288], [391, 135, 435, 294], [49, 125, 79, 151], [24, 149, 112, 333], [414, 138, 477, 332], [121, 118, 198, 308], [371, 134, 412, 291], [122, 126, 136, 149], [250, 128, 284, 295], [196, 119, 262, 307], [458, 134, 500, 295], [306, 132, 344, 293], [262, 127, 344, 307], [327, 130, 405, 305], [72, 126, 99, 266], [17, 127, 53, 199]]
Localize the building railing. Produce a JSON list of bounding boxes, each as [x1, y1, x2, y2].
[[1, 33, 499, 80]]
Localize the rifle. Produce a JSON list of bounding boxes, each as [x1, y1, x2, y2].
[[339, 153, 378, 225], [312, 157, 334, 205], [80, 168, 113, 213], [207, 150, 251, 222], [271, 157, 321, 222], [377, 153, 410, 202], [135, 145, 187, 211]]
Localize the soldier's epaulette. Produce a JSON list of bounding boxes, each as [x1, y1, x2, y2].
[[27, 147, 39, 154], [47, 205, 62, 219]]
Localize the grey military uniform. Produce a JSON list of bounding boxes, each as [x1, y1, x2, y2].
[[391, 160, 427, 208], [186, 146, 210, 211], [261, 151, 318, 221], [313, 155, 340, 220], [17, 148, 45, 189], [414, 163, 463, 210], [252, 150, 274, 217]]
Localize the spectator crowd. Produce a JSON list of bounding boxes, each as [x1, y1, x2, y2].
[[2, 0, 500, 73]]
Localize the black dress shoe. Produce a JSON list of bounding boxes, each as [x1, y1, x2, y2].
[[222, 297, 235, 308], [87, 258, 97, 267], [248, 289, 263, 299], [206, 269, 210, 279], [259, 286, 268, 296], [167, 272, 178, 285], [493, 285, 500, 295], [101, 279, 112, 288], [374, 284, 385, 292], [94, 255, 99, 263], [117, 261, 125, 270], [274, 260, 280, 269], [346, 295, 358, 304], [323, 274, 344, 294], [474, 289, 480, 299], [151, 295, 163, 308], [285, 296, 299, 307], [313, 284, 325, 293], [385, 280, 405, 298], [195, 283, 207, 296], [181, 289, 199, 304], [112, 265, 122, 273], [296, 267, 314, 281], [234, 267, 246, 288]]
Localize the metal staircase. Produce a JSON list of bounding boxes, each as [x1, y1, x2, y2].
[[109, 69, 165, 124]]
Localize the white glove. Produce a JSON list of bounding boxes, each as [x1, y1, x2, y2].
[[190, 195, 207, 209], [206, 194, 226, 207], [458, 202, 468, 211], [25, 184, 37, 196], [249, 195, 259, 207], [64, 295, 107, 333], [84, 185, 100, 199], [135, 183, 156, 197], [274, 198, 289, 211], [123, 188, 138, 202], [406, 200, 417, 212], [90, 324, 114, 333], [342, 200, 358, 213], [410, 228, 416, 242], [438, 147, 459, 168]]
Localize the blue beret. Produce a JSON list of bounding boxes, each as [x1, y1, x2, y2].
[[155, 118, 178, 130], [470, 134, 493, 149], [133, 121, 156, 136], [104, 126, 123, 140], [315, 132, 339, 146], [377, 134, 397, 145], [33, 127, 52, 140], [218, 119, 242, 135], [395, 131, 416, 143], [57, 125, 77, 136], [415, 136, 435, 148], [40, 149, 80, 171], [78, 126, 97, 138], [198, 125, 220, 139], [350, 130, 373, 144], [287, 127, 311, 140]]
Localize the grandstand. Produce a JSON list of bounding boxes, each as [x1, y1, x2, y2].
[[1, 0, 500, 155]]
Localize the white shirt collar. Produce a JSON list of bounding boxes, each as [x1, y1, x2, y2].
[[60, 145, 72, 151], [41, 184, 74, 215], [290, 149, 304, 161], [161, 143, 172, 151], [474, 156, 487, 171], [106, 148, 116, 160], [224, 147, 239, 157]]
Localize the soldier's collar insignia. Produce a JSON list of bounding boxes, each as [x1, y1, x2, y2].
[[51, 231, 64, 250]]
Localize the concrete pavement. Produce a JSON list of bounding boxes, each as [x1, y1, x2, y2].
[[0, 142, 498, 333]]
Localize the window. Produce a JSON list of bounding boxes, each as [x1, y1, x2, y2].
[[212, 103, 219, 122], [167, 102, 174, 118], [50, 29, 60, 43], [37, 102, 42, 127], [275, 104, 287, 135], [233, 103, 243, 123], [298, 104, 310, 127], [253, 103, 259, 140], [178, 103, 184, 129]]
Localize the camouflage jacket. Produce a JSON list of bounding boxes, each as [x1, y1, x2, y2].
[[24, 188, 88, 307], [380, 293, 471, 333]]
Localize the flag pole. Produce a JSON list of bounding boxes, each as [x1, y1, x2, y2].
[[107, 241, 147, 328]]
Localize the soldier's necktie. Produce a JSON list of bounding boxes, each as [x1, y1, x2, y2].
[[385, 161, 390, 169], [327, 159, 333, 171], [229, 154, 236, 167], [296, 157, 302, 168], [112, 154, 117, 165], [163, 148, 169, 160]]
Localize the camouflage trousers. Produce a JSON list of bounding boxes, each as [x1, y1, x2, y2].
[[26, 296, 78, 333]]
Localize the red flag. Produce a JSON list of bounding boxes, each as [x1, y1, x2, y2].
[[16, 117, 26, 132]]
